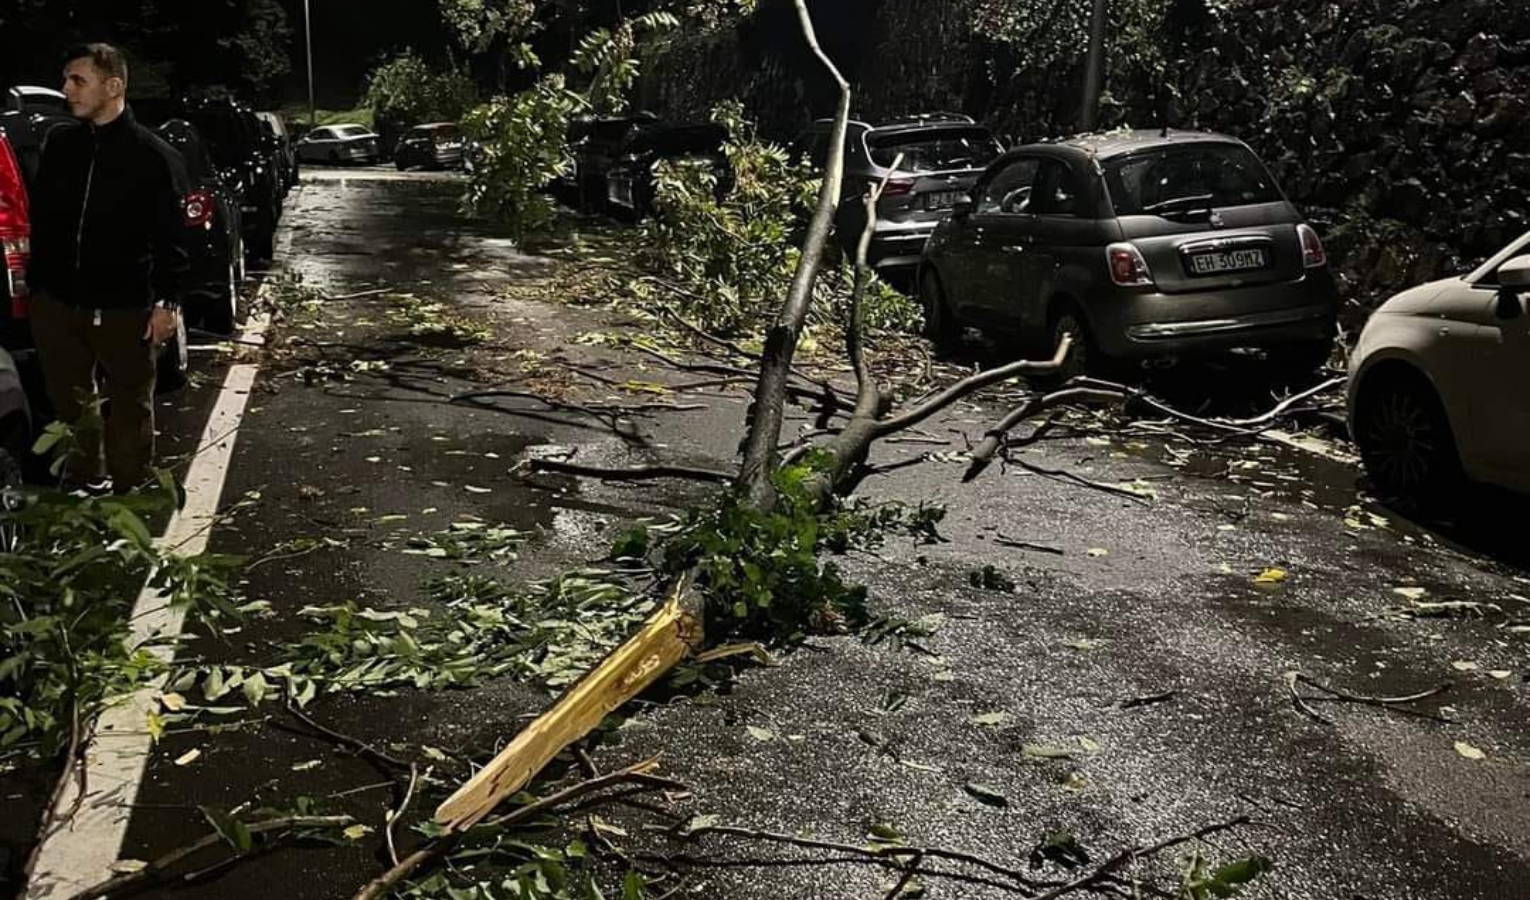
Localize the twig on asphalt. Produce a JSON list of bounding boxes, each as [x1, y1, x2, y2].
[[351, 759, 682, 900], [1291, 673, 1452, 722], [1006, 457, 1153, 506], [884, 851, 925, 900], [66, 815, 354, 900], [25, 689, 86, 883], [321, 288, 391, 302], [681, 824, 1049, 892], [1027, 816, 1254, 900], [283, 703, 412, 772], [386, 764, 423, 867], [1285, 672, 1333, 725], [521, 456, 736, 484], [1118, 691, 1177, 710], [994, 533, 1065, 555]]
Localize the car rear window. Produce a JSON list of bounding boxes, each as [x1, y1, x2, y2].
[[335, 125, 371, 138], [185, 112, 250, 168], [1103, 143, 1283, 216], [866, 127, 1002, 172]]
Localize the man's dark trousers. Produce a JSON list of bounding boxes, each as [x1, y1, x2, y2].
[[30, 293, 156, 488]]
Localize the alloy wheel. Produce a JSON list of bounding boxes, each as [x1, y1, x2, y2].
[[1359, 383, 1445, 495]]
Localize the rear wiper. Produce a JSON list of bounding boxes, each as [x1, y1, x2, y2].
[[1141, 194, 1216, 216]]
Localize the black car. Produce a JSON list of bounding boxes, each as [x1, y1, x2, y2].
[[603, 122, 730, 220], [256, 111, 299, 193], [794, 113, 1004, 270], [156, 119, 244, 335], [394, 122, 467, 171], [138, 98, 284, 263], [918, 130, 1337, 377], [561, 112, 659, 210]]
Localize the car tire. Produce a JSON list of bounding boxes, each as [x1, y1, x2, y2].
[[157, 311, 189, 393], [919, 269, 959, 354], [328, 150, 339, 165], [396, 158, 409, 171], [1354, 368, 1461, 503], [1047, 305, 1099, 383], [203, 251, 240, 336], [249, 213, 276, 263]]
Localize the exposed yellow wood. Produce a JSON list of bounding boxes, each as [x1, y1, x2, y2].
[[434, 572, 704, 831]]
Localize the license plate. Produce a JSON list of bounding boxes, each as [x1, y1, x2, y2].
[[1187, 248, 1268, 275], [925, 190, 963, 210]]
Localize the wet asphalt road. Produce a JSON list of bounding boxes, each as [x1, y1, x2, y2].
[[9, 167, 1529, 900]]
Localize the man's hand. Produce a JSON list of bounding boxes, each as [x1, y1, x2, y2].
[[144, 306, 179, 348]]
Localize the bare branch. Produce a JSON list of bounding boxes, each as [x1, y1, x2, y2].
[[965, 386, 1126, 481], [873, 337, 1074, 438], [737, 0, 853, 507], [283, 703, 413, 771], [68, 816, 354, 900], [524, 457, 736, 484], [1027, 817, 1255, 900]]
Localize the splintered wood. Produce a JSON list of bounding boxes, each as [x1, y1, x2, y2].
[[434, 573, 704, 830]]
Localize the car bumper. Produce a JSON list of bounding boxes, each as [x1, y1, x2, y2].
[[867, 222, 937, 269], [1088, 272, 1338, 359]]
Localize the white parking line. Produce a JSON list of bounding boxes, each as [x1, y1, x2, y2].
[[24, 201, 294, 898]]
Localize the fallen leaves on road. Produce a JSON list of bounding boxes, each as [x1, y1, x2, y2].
[[1253, 568, 1288, 585], [964, 782, 1009, 807], [971, 711, 1011, 727]]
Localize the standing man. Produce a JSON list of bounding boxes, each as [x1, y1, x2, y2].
[[27, 43, 189, 493]]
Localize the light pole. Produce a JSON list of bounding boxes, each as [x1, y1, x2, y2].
[[1079, 0, 1108, 132], [304, 0, 316, 128]]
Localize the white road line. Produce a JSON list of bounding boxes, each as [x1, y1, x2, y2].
[[24, 198, 295, 898]]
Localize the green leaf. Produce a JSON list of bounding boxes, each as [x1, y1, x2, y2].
[[1203, 855, 1273, 896], [200, 807, 252, 853], [868, 823, 903, 842], [622, 870, 647, 900]]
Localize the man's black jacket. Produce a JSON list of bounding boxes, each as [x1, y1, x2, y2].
[[27, 105, 190, 310]]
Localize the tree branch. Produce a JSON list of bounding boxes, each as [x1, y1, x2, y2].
[[736, 0, 852, 508], [965, 386, 1126, 481], [67, 816, 354, 900], [524, 457, 736, 484], [1027, 816, 1255, 900], [872, 337, 1074, 438]]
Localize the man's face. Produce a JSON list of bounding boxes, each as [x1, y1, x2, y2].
[[62, 59, 121, 122]]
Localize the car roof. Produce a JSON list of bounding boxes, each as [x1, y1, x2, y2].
[[1036, 128, 1248, 160], [803, 113, 982, 137]]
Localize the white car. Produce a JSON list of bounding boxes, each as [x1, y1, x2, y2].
[[294, 123, 380, 166], [1348, 231, 1530, 499]]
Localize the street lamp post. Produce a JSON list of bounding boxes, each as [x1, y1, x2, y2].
[[304, 0, 316, 129], [1080, 0, 1108, 132]]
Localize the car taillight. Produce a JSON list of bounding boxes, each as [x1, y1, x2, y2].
[[183, 191, 215, 229], [879, 178, 916, 197], [1107, 242, 1154, 287], [1297, 223, 1327, 268], [0, 136, 30, 317]]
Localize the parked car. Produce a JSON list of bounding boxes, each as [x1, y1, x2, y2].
[[0, 86, 74, 185], [561, 112, 659, 209], [918, 129, 1337, 377], [1347, 231, 1530, 500], [156, 119, 244, 335], [136, 98, 284, 263], [795, 113, 1004, 269], [603, 122, 730, 220], [295, 124, 381, 166], [255, 111, 299, 192], [394, 122, 468, 171]]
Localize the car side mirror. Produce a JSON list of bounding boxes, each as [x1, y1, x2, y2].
[[1498, 255, 1530, 289], [952, 195, 974, 219]]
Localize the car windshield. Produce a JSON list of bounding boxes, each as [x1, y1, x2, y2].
[[335, 125, 371, 138], [1104, 143, 1283, 216], [866, 127, 1002, 172]]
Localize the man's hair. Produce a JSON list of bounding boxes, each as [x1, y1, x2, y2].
[[64, 43, 129, 84]]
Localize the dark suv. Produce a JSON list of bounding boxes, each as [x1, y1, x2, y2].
[[794, 113, 1004, 269], [918, 130, 1337, 376]]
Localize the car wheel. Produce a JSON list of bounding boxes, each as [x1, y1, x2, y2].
[[396, 158, 409, 171], [1354, 369, 1461, 502], [249, 213, 276, 263], [157, 311, 189, 392], [203, 253, 240, 336], [328, 150, 339, 164], [1047, 306, 1095, 382], [919, 269, 959, 354]]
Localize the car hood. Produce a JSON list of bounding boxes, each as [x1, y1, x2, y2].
[[1373, 277, 1458, 316]]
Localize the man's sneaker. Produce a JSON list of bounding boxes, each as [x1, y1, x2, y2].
[[68, 477, 114, 499]]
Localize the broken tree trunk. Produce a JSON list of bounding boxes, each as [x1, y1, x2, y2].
[[433, 572, 705, 830]]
